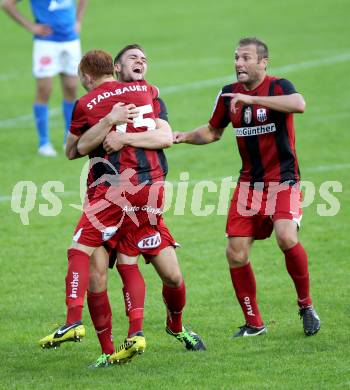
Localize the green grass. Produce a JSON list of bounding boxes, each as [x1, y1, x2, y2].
[[1, 0, 350, 389]]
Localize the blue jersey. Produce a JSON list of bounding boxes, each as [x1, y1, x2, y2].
[[28, 0, 78, 42]]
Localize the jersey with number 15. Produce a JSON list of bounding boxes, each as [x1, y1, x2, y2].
[[70, 80, 168, 186]]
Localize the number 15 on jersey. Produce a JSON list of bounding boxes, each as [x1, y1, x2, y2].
[[116, 104, 156, 133]]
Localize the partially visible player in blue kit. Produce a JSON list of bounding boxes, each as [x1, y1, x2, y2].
[[1, 0, 88, 156]]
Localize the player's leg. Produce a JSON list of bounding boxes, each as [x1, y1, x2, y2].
[[64, 192, 124, 332], [274, 219, 320, 335], [226, 183, 268, 337], [87, 247, 115, 366], [273, 183, 320, 336], [150, 246, 206, 351], [40, 184, 126, 350], [39, 202, 111, 348], [150, 246, 183, 332], [226, 236, 266, 337], [34, 77, 56, 155], [66, 242, 95, 322], [116, 253, 145, 337], [108, 253, 146, 365], [48, 246, 114, 368], [32, 40, 57, 156], [39, 242, 95, 348], [59, 39, 81, 144], [35, 77, 52, 104]]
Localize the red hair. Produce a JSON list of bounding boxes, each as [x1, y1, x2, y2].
[[79, 49, 114, 78]]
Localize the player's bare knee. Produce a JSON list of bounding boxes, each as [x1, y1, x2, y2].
[[62, 77, 78, 101], [68, 242, 93, 256], [226, 245, 249, 267], [89, 268, 107, 292], [228, 257, 249, 268], [36, 84, 52, 103], [276, 233, 298, 251], [63, 85, 77, 101], [162, 271, 183, 288]]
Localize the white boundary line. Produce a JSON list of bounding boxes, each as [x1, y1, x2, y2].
[[0, 73, 17, 81], [303, 163, 350, 172], [1, 53, 350, 129], [161, 52, 350, 94], [0, 107, 61, 129]]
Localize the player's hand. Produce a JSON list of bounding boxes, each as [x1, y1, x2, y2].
[[30, 23, 52, 37], [106, 103, 139, 126], [173, 131, 187, 144], [221, 93, 255, 113], [103, 132, 125, 154]]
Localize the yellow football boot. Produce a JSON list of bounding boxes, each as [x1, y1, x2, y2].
[[109, 334, 146, 365], [39, 321, 86, 348]]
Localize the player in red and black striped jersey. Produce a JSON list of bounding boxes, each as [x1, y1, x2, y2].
[[174, 37, 320, 337], [212, 76, 300, 183]]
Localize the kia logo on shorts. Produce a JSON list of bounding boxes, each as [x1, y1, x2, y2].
[[137, 232, 161, 249]]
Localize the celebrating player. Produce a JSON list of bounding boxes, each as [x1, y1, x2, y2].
[[174, 37, 320, 337], [1, 0, 87, 156], [39, 46, 205, 367]]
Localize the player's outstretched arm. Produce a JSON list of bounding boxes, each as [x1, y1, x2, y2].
[[173, 124, 224, 145], [254, 93, 305, 113], [103, 118, 173, 154], [1, 0, 52, 36]]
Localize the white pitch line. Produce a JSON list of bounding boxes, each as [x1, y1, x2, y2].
[[0, 190, 77, 203], [161, 52, 350, 95], [153, 57, 227, 68], [304, 163, 350, 173], [1, 163, 349, 203], [1, 53, 350, 129], [0, 107, 61, 129], [0, 73, 16, 82]]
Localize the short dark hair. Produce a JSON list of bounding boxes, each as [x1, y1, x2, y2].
[[79, 49, 114, 78], [238, 37, 268, 60], [113, 44, 145, 65]]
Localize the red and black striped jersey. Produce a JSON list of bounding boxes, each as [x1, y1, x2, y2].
[[69, 80, 168, 188], [209, 76, 300, 184]]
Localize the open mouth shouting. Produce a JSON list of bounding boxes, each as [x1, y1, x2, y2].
[[237, 70, 248, 78], [132, 65, 144, 77]]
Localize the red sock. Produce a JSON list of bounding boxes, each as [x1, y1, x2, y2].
[[229, 263, 264, 328], [116, 264, 145, 337], [65, 248, 90, 325], [284, 242, 312, 308], [87, 290, 114, 355], [163, 281, 186, 334]]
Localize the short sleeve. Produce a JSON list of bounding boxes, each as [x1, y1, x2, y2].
[[153, 97, 168, 122], [275, 79, 297, 95], [69, 100, 88, 137], [150, 85, 159, 100], [209, 89, 231, 129]]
